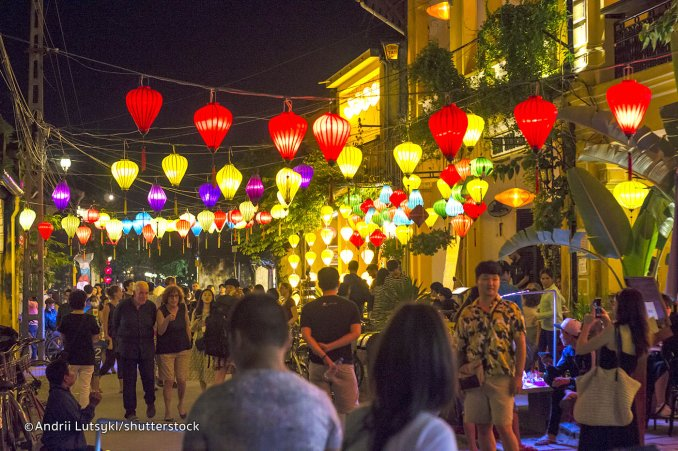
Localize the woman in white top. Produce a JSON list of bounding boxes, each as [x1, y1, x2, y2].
[[344, 304, 458, 451], [537, 269, 564, 353]]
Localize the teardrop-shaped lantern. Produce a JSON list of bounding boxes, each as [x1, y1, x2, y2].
[[199, 183, 221, 209], [239, 201, 257, 222], [408, 190, 424, 209], [514, 95, 558, 151], [155, 217, 168, 239], [320, 227, 335, 245], [451, 214, 474, 237], [403, 174, 422, 192], [321, 249, 334, 266], [76, 225, 92, 246], [288, 273, 301, 288], [38, 221, 54, 241], [606, 79, 651, 139], [179, 212, 196, 227], [271, 205, 288, 219], [304, 232, 317, 247], [437, 178, 452, 199], [245, 174, 265, 205], [276, 167, 302, 204], [194, 101, 233, 152], [293, 164, 314, 189], [213, 210, 227, 232], [162, 151, 188, 186], [85, 207, 100, 224], [313, 112, 351, 165], [393, 142, 422, 176], [433, 199, 448, 218], [288, 254, 301, 271], [305, 251, 317, 267], [197, 210, 216, 231], [445, 198, 464, 217], [337, 146, 362, 180], [147, 184, 167, 212], [105, 219, 123, 245], [19, 207, 36, 231], [142, 224, 156, 244], [95, 213, 111, 230], [288, 234, 300, 248], [494, 188, 536, 209], [176, 219, 191, 239], [320, 206, 334, 226], [61, 215, 80, 239], [340, 249, 354, 265], [52, 180, 71, 211], [126, 85, 163, 135], [361, 249, 375, 265], [428, 103, 468, 161], [216, 164, 243, 200], [466, 178, 489, 203], [269, 109, 307, 161], [463, 113, 485, 150]]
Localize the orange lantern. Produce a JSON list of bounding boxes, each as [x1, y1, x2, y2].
[[494, 188, 536, 209], [176, 219, 191, 239], [142, 224, 156, 244], [451, 214, 474, 237], [76, 226, 92, 246]]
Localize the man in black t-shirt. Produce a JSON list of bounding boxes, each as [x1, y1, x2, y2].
[[338, 260, 371, 316], [301, 267, 361, 417]]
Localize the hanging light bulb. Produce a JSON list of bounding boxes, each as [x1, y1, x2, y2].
[[60, 156, 72, 172], [321, 249, 334, 266], [393, 142, 422, 176], [216, 163, 243, 200], [336, 146, 362, 180]]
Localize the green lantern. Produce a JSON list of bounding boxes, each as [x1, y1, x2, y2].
[[451, 183, 466, 202], [371, 211, 384, 226], [470, 157, 494, 178], [433, 199, 448, 219]]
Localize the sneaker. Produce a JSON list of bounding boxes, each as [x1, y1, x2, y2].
[[124, 412, 138, 421], [146, 404, 156, 418]]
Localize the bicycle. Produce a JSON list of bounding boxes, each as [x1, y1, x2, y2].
[[285, 328, 309, 380], [44, 329, 64, 362]]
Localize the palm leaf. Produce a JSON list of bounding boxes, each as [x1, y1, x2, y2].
[[499, 227, 585, 259], [566, 167, 631, 259]]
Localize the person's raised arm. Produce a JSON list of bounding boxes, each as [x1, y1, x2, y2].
[[577, 313, 613, 355], [157, 309, 172, 336]]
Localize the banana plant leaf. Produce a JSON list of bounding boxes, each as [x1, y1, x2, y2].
[[660, 102, 678, 149], [622, 205, 658, 277], [499, 227, 585, 259], [566, 167, 631, 259]]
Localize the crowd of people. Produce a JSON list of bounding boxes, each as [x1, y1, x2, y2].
[[30, 253, 671, 451]]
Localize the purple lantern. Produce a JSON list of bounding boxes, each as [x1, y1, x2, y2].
[[147, 184, 167, 212], [199, 183, 221, 209], [245, 174, 265, 204], [52, 179, 70, 210], [293, 164, 314, 189]]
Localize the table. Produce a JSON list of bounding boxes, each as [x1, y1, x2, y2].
[[520, 380, 553, 434]]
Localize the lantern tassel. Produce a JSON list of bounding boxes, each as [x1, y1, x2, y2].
[[627, 151, 633, 180], [205, 237, 208, 249], [113, 246, 116, 259], [182, 239, 185, 254], [534, 154, 540, 194], [174, 196, 178, 216], [218, 232, 221, 249], [141, 145, 147, 172], [124, 196, 128, 215], [148, 246, 151, 258]]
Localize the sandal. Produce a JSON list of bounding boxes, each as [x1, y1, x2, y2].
[[533, 436, 556, 446]]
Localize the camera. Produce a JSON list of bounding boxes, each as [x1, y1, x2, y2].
[[593, 298, 602, 318]]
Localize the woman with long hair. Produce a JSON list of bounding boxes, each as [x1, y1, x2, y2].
[[576, 288, 649, 450], [344, 303, 458, 450], [188, 289, 216, 391], [278, 282, 298, 327], [99, 285, 123, 392]]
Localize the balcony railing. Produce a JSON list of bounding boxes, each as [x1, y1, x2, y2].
[[614, 0, 672, 78]]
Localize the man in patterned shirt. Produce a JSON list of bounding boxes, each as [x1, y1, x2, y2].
[[456, 261, 526, 451]]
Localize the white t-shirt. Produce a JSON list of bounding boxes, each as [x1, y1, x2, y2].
[[345, 406, 458, 451]]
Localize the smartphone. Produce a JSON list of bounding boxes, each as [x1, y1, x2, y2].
[[593, 298, 602, 318]]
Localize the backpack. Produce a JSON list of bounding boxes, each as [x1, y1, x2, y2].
[[202, 300, 231, 358]]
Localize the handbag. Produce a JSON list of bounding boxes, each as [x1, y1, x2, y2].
[[457, 302, 500, 391], [573, 325, 641, 427]]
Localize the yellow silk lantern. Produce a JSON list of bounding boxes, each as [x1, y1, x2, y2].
[[155, 217, 168, 239], [320, 227, 335, 245], [466, 178, 489, 203], [105, 219, 123, 244], [19, 207, 36, 232], [356, 222, 370, 239], [276, 191, 290, 208], [494, 188, 536, 209], [613, 180, 649, 210], [111, 159, 139, 190], [393, 141, 422, 176], [403, 174, 422, 192], [234, 221, 247, 230], [463, 113, 485, 149], [94, 212, 110, 230], [340, 226, 353, 242], [239, 201, 257, 222], [321, 206, 334, 226], [321, 249, 334, 266], [361, 249, 375, 264], [425, 208, 439, 228], [166, 219, 177, 233], [288, 254, 300, 270], [271, 204, 288, 219], [395, 225, 413, 245], [276, 168, 302, 204], [304, 232, 316, 247], [366, 223, 379, 235], [288, 273, 301, 288], [197, 210, 215, 231], [305, 251, 317, 266], [61, 215, 80, 238], [437, 178, 452, 199], [340, 249, 354, 265], [339, 204, 352, 219], [216, 164, 242, 200], [288, 234, 300, 248], [337, 146, 362, 180], [162, 151, 188, 186]]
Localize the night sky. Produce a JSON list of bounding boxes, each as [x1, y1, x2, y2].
[[0, 1, 401, 211]]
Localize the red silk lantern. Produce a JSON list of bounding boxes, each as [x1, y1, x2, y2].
[[194, 99, 233, 152], [255, 211, 272, 225], [37, 221, 54, 241], [312, 112, 351, 165], [440, 164, 461, 187], [369, 229, 386, 247], [228, 209, 243, 224], [76, 226, 92, 246], [514, 95, 558, 151], [463, 201, 487, 220], [350, 230, 365, 248], [428, 103, 468, 161], [142, 224, 156, 244], [389, 189, 407, 207], [451, 214, 474, 237], [126, 85, 163, 135], [214, 210, 227, 231], [269, 106, 307, 161], [606, 79, 651, 139], [176, 219, 191, 239], [360, 199, 374, 214], [86, 207, 100, 224]]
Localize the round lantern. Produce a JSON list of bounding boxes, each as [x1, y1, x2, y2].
[[613, 180, 649, 210], [451, 214, 474, 237], [433, 199, 448, 218], [239, 201, 257, 222], [606, 79, 651, 139], [395, 225, 413, 245], [142, 224, 156, 244], [495, 188, 536, 209], [37, 221, 54, 241], [85, 207, 100, 224], [437, 178, 452, 199], [321, 249, 334, 266], [293, 164, 314, 189], [339, 227, 353, 243], [269, 108, 307, 161], [445, 198, 464, 217], [76, 225, 92, 245], [245, 175, 265, 205], [271, 204, 288, 219], [276, 168, 302, 204], [389, 189, 408, 207], [393, 142, 422, 176], [440, 164, 461, 187], [470, 157, 494, 178], [337, 146, 362, 180], [52, 180, 71, 211], [255, 211, 272, 225], [162, 151, 188, 186], [147, 184, 167, 212], [194, 100, 233, 152], [216, 164, 243, 200], [105, 219, 123, 245], [451, 183, 466, 202], [61, 215, 80, 239], [320, 227, 335, 245], [369, 229, 386, 247], [361, 249, 375, 265], [199, 183, 221, 209], [304, 232, 316, 247], [176, 219, 191, 239], [463, 113, 485, 150], [19, 207, 36, 232], [466, 178, 489, 203], [95, 212, 111, 230], [514, 95, 558, 151], [288, 254, 301, 270], [126, 85, 163, 134], [340, 249, 354, 265], [111, 159, 139, 190], [197, 210, 216, 231], [288, 234, 300, 249], [227, 209, 243, 225], [305, 251, 317, 266], [428, 103, 468, 161], [313, 112, 351, 165], [288, 273, 301, 288], [455, 159, 472, 181]]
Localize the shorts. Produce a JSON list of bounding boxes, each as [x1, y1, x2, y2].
[[463, 375, 515, 426], [309, 362, 359, 415], [157, 350, 190, 382]]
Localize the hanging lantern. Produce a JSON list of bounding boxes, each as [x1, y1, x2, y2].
[[495, 188, 536, 209], [19, 207, 36, 231], [340, 249, 354, 265], [176, 219, 191, 239], [463, 113, 485, 150], [180, 211, 196, 227], [126, 85, 163, 135], [288, 254, 301, 271], [445, 198, 464, 217], [305, 251, 317, 266], [76, 225, 92, 245], [288, 273, 301, 288], [192, 222, 204, 237], [337, 146, 362, 180], [142, 224, 156, 244], [95, 212, 110, 230], [60, 156, 71, 172], [276, 167, 302, 204], [255, 211, 272, 225], [197, 210, 216, 231], [194, 99, 233, 152], [239, 201, 257, 222], [271, 204, 288, 219], [288, 234, 300, 249], [606, 78, 651, 139], [403, 174, 422, 193], [393, 208, 412, 226], [147, 184, 167, 212], [245, 174, 265, 205], [361, 249, 375, 265], [162, 151, 188, 186], [350, 230, 365, 248], [320, 227, 335, 245], [293, 164, 314, 189], [451, 183, 466, 202], [304, 232, 316, 247], [61, 215, 80, 239], [321, 249, 334, 266], [433, 199, 448, 218], [440, 164, 461, 187], [424, 209, 439, 228], [613, 180, 649, 210], [320, 206, 334, 226], [455, 159, 472, 181], [155, 217, 168, 239], [227, 209, 243, 225], [408, 190, 424, 209], [395, 225, 412, 245], [428, 103, 468, 161], [437, 178, 452, 199], [451, 214, 474, 237], [426, 1, 451, 20], [214, 210, 227, 231], [356, 222, 370, 239], [466, 178, 489, 203], [111, 159, 139, 190], [470, 157, 494, 178], [105, 219, 123, 245], [360, 199, 374, 215], [393, 142, 422, 176], [269, 106, 307, 161], [463, 201, 487, 220], [339, 226, 353, 243], [336, 204, 351, 219], [379, 185, 393, 205], [52, 180, 71, 211], [37, 221, 54, 241], [369, 229, 386, 247], [514, 95, 558, 151], [199, 183, 221, 209], [85, 207, 100, 224], [409, 205, 428, 227], [313, 112, 351, 165], [216, 164, 243, 200], [389, 189, 407, 207]]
